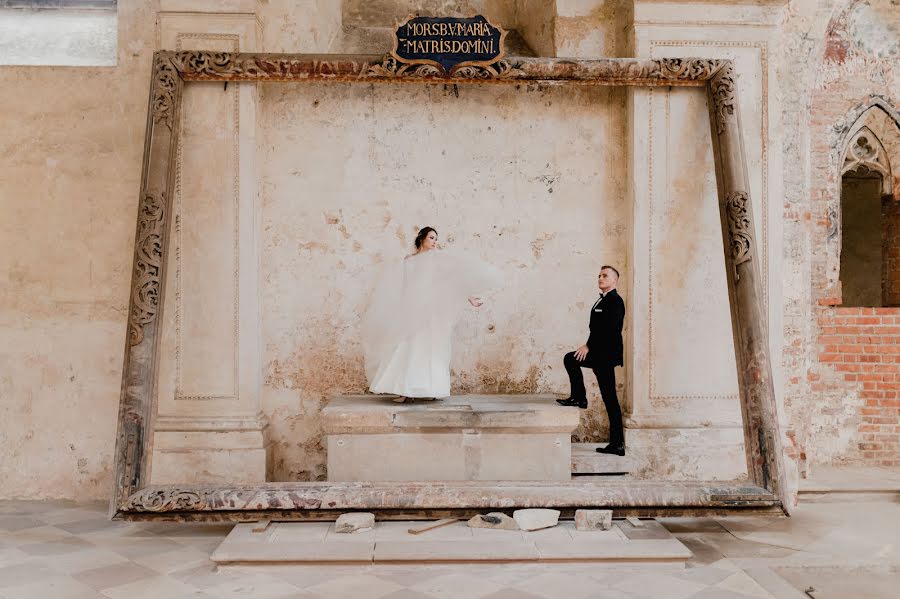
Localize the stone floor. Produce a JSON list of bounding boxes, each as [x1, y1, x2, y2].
[[2, 490, 898, 599]]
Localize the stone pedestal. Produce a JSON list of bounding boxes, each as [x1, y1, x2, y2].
[[323, 395, 580, 482], [151, 414, 271, 485]]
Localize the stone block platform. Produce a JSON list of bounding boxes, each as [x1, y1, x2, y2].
[[210, 519, 692, 565], [323, 394, 580, 482]]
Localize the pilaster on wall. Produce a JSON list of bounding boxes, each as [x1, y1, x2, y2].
[[516, 0, 634, 59], [151, 5, 270, 484], [625, 1, 787, 480]]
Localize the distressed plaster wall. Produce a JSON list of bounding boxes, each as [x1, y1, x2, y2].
[[256, 81, 627, 480], [2, 0, 899, 499], [0, 0, 159, 499]]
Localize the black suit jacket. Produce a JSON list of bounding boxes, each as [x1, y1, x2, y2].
[[586, 288, 625, 367]]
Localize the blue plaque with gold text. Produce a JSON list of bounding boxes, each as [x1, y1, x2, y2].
[[391, 15, 506, 74]]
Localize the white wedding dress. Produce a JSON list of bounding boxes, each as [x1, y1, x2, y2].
[[362, 249, 501, 398]]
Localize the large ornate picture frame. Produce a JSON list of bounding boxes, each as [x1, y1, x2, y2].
[[111, 51, 788, 521]]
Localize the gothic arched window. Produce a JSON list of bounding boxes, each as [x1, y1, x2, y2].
[[838, 110, 899, 306]]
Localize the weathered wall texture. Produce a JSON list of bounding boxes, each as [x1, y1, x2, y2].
[[2, 0, 899, 498], [0, 0, 159, 499], [256, 81, 626, 480]]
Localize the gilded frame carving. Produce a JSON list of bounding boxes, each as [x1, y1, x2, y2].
[[111, 51, 788, 521]]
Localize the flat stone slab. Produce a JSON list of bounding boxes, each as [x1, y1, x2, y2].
[[210, 520, 692, 564], [323, 394, 580, 433], [375, 540, 541, 562], [535, 538, 692, 561]]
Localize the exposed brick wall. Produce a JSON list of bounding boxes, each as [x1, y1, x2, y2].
[[782, 0, 900, 469], [815, 307, 900, 466]]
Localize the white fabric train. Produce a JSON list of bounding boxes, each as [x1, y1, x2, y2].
[[361, 249, 502, 398]]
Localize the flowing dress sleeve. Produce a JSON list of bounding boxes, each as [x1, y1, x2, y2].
[[360, 250, 502, 387]]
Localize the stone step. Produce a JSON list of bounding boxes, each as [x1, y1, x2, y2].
[[324, 394, 579, 482], [571, 443, 634, 476], [211, 520, 692, 565]]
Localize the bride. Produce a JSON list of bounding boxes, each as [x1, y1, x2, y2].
[[361, 227, 501, 402]]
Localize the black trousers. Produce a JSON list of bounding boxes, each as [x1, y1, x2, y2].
[[563, 351, 624, 447]]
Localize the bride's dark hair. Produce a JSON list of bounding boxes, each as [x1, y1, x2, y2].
[[414, 226, 437, 249]]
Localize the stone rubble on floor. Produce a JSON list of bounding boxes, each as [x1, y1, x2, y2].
[[466, 512, 520, 530], [335, 512, 375, 533], [575, 509, 613, 531], [513, 508, 560, 531]]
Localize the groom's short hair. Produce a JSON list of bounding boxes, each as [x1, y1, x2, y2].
[[600, 265, 620, 279]]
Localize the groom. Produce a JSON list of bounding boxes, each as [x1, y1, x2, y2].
[[557, 265, 626, 456]]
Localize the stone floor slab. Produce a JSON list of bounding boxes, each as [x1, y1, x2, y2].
[[375, 540, 542, 562], [304, 573, 404, 599], [99, 575, 207, 599], [71, 561, 158, 591], [374, 520, 473, 541], [0, 516, 46, 532], [571, 527, 628, 542], [42, 548, 130, 575], [612, 571, 707, 598], [615, 519, 673, 540], [511, 571, 610, 599], [0, 561, 59, 588], [408, 572, 506, 598], [0, 574, 102, 599], [211, 540, 375, 563], [535, 538, 692, 562]]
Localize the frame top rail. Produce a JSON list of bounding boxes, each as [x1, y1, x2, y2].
[[164, 51, 729, 86]]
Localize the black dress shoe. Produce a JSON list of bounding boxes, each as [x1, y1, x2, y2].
[[556, 397, 587, 409], [596, 444, 625, 456]]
